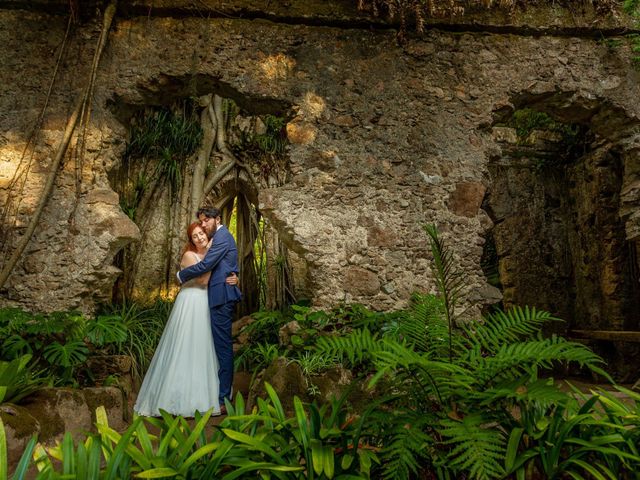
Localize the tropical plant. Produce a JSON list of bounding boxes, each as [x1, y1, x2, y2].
[[97, 300, 170, 382], [0, 355, 49, 405], [505, 389, 640, 479], [7, 384, 378, 479], [313, 224, 616, 480], [0, 416, 38, 480], [0, 306, 141, 389]]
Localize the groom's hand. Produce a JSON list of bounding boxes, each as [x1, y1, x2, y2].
[[226, 273, 239, 286]]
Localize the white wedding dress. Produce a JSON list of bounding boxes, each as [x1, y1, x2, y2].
[[134, 264, 220, 417]]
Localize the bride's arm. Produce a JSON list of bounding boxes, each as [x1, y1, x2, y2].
[[179, 252, 211, 286]]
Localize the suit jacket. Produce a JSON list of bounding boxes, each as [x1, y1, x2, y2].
[[178, 225, 242, 307]]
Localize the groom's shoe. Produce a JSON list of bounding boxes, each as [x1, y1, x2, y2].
[[219, 405, 228, 416]]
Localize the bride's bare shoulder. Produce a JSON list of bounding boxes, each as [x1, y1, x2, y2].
[[180, 251, 200, 268]]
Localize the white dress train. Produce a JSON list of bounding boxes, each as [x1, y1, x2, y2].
[[134, 284, 220, 417]]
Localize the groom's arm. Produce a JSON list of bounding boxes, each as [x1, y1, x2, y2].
[[177, 239, 228, 284]]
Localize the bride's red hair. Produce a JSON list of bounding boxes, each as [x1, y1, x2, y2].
[[182, 221, 204, 256]]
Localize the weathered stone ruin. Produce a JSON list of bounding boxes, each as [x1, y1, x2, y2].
[[1, 1, 639, 351]]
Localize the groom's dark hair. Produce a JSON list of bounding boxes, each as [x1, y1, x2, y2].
[[196, 206, 221, 219]]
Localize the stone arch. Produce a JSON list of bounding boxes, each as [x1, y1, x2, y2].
[[108, 75, 308, 314], [482, 89, 640, 376]]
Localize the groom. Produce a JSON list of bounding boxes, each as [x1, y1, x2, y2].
[[177, 206, 241, 413]]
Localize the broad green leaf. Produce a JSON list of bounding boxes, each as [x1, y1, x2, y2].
[[135, 467, 179, 478], [0, 418, 7, 480], [505, 427, 523, 471], [311, 439, 324, 475], [179, 442, 220, 475], [341, 454, 354, 470], [323, 446, 335, 479], [221, 429, 283, 462]]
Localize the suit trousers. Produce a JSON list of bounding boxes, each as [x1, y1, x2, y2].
[[210, 301, 235, 405]]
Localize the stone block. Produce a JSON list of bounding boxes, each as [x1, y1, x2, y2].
[[447, 181, 486, 218], [344, 266, 381, 296], [0, 404, 40, 472]]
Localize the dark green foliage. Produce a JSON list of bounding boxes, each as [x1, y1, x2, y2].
[[0, 303, 168, 391], [507, 109, 566, 139], [125, 108, 202, 164], [0, 309, 91, 388], [235, 302, 388, 374], [236, 114, 287, 157], [439, 413, 506, 479], [624, 0, 640, 15], [97, 300, 170, 382], [120, 103, 203, 216], [3, 385, 378, 479], [0, 355, 49, 404], [506, 390, 640, 479], [233, 112, 289, 181], [310, 228, 626, 480], [84, 315, 128, 347]]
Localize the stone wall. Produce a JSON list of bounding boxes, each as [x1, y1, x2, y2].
[[1, 1, 640, 324]]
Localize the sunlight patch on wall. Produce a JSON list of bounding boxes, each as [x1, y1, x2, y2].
[[259, 52, 296, 82], [300, 91, 325, 119]]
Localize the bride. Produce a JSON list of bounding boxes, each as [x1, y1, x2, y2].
[[134, 221, 237, 417]]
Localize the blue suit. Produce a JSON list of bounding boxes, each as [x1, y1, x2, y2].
[[177, 225, 241, 406]]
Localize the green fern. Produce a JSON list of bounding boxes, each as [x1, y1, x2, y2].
[[439, 413, 506, 480], [479, 377, 572, 408], [375, 411, 435, 480], [468, 336, 609, 388], [462, 306, 559, 354], [424, 224, 465, 362], [371, 339, 474, 402], [394, 293, 453, 355], [315, 328, 384, 368]]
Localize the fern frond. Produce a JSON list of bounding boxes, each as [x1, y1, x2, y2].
[[373, 339, 474, 401], [463, 306, 560, 353], [314, 328, 383, 367], [439, 413, 506, 480], [470, 336, 608, 387], [377, 412, 435, 480], [395, 293, 463, 358], [479, 377, 572, 408], [424, 224, 465, 362]]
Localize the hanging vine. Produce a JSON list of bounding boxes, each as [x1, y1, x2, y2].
[[0, 0, 118, 290]]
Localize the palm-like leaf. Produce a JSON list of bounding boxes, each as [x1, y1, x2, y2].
[[371, 339, 474, 403], [85, 315, 128, 347], [423, 224, 465, 361]]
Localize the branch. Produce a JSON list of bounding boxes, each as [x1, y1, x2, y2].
[[199, 157, 236, 205], [190, 94, 215, 212], [0, 0, 118, 289]]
